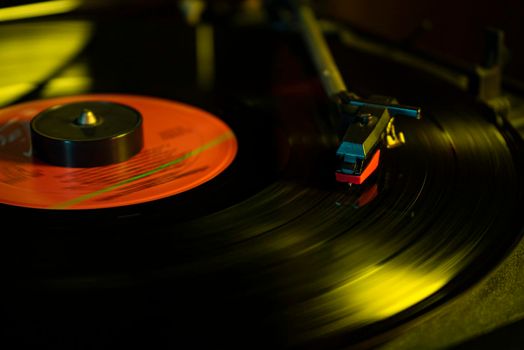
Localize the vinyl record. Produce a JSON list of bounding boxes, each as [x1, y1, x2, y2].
[[0, 13, 523, 350], [0, 94, 237, 209]]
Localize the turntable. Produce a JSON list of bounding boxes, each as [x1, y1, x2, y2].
[[0, 1, 523, 349]]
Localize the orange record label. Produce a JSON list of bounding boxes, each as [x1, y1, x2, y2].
[[0, 94, 238, 209]]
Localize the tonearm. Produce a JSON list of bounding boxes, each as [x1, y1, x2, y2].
[[294, 1, 421, 184]]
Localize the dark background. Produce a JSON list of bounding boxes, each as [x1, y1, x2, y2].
[[4, 0, 522, 88], [320, 0, 523, 89]]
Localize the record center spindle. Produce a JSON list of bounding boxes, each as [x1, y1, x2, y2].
[[30, 100, 144, 168], [75, 108, 99, 126]]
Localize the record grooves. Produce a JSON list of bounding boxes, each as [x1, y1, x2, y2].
[[1, 9, 523, 350]]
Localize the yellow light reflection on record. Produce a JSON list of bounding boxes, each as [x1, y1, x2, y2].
[[0, 0, 82, 22], [40, 61, 92, 97], [0, 83, 36, 106], [347, 265, 447, 319], [296, 263, 450, 340], [0, 21, 92, 106]]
